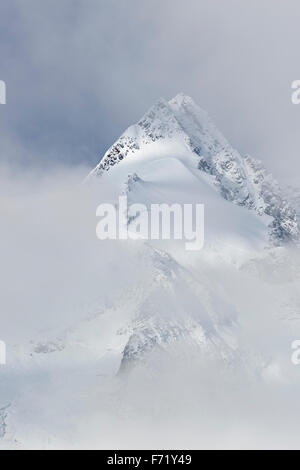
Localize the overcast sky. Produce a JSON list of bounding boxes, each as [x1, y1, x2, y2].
[[0, 0, 300, 181]]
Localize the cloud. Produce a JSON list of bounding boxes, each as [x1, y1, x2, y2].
[[1, 158, 300, 448], [0, 0, 300, 181], [2, 4, 300, 448]]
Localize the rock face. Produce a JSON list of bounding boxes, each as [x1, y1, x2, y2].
[[117, 248, 239, 374], [90, 93, 299, 245]]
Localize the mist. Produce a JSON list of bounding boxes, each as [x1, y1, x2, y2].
[[1, 0, 300, 450], [1, 0, 300, 181], [0, 163, 300, 449]]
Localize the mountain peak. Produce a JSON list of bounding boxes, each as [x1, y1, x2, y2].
[[88, 94, 299, 245], [137, 96, 183, 141], [144, 93, 196, 111], [169, 92, 197, 107]]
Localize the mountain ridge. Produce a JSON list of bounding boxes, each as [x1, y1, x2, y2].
[[89, 93, 299, 245]]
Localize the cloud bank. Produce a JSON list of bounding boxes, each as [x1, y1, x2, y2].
[[0, 0, 300, 181]]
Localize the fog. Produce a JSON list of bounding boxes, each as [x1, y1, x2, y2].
[[1, 1, 300, 181], [0, 164, 300, 449], [1, 0, 300, 449]]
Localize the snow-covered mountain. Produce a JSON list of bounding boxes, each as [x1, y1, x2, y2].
[[85, 94, 300, 375], [90, 93, 299, 245], [1, 95, 300, 449]]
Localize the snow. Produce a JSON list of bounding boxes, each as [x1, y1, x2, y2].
[[89, 93, 298, 244], [1, 95, 300, 449]]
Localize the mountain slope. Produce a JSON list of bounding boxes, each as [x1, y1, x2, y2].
[[89, 93, 298, 244], [85, 93, 300, 378], [1, 95, 300, 449]]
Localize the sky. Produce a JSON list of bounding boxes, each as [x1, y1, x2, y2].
[[0, 0, 300, 181]]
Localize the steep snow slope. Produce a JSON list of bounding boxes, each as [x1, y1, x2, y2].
[[86, 94, 300, 407], [90, 94, 298, 244]]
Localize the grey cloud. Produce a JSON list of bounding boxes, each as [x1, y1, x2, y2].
[[0, 0, 300, 182]]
